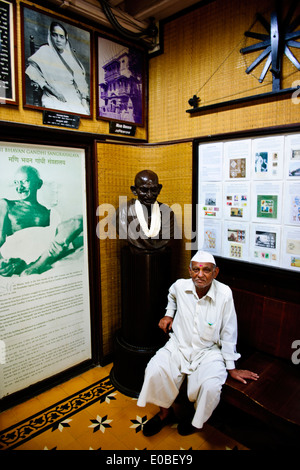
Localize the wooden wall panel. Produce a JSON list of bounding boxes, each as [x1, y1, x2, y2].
[[232, 288, 300, 361]]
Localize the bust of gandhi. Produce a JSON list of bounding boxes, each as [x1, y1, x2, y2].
[[116, 170, 175, 252]]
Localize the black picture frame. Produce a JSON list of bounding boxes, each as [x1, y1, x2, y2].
[[21, 4, 93, 118], [0, 0, 18, 105]]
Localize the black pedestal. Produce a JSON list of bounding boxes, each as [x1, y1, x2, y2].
[[110, 246, 171, 397]]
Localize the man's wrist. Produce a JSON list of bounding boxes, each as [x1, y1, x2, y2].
[[226, 361, 235, 370]]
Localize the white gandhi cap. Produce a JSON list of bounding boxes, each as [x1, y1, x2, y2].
[[191, 250, 216, 265]]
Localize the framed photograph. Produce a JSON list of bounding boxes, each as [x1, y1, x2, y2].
[[0, 141, 94, 400], [97, 34, 146, 126], [21, 4, 92, 117], [0, 0, 18, 105]]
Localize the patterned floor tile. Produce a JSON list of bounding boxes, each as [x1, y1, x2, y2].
[[0, 364, 249, 451]]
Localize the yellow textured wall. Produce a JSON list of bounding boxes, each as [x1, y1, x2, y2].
[[3, 0, 300, 361], [0, 0, 147, 141], [148, 0, 300, 142], [97, 141, 193, 357]]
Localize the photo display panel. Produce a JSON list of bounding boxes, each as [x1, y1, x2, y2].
[[197, 133, 300, 271], [0, 142, 92, 398]]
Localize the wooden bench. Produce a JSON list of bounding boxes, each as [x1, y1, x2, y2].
[[222, 288, 300, 443]]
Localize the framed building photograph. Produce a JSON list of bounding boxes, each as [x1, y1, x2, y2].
[[21, 4, 92, 117], [0, 0, 18, 105], [97, 34, 146, 126]]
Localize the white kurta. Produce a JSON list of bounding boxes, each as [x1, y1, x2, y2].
[[137, 278, 241, 428]]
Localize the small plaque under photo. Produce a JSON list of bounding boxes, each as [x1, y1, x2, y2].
[[109, 121, 136, 136], [43, 111, 80, 129]]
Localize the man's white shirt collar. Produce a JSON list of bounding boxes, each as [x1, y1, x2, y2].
[[185, 278, 216, 302]]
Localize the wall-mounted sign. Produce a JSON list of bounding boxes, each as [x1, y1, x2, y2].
[[109, 121, 136, 136], [0, 142, 92, 400], [43, 111, 80, 129]]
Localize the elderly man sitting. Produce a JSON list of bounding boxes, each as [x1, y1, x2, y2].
[[137, 250, 259, 436]]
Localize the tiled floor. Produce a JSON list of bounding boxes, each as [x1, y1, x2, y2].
[[0, 363, 249, 451]]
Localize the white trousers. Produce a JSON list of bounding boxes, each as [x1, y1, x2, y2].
[[137, 347, 228, 429]]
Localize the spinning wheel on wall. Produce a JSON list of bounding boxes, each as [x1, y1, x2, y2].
[[240, 1, 300, 92]]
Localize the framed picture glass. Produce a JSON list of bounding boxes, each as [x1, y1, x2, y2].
[[21, 4, 92, 117], [0, 0, 18, 105], [97, 34, 146, 126], [195, 131, 300, 271]]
